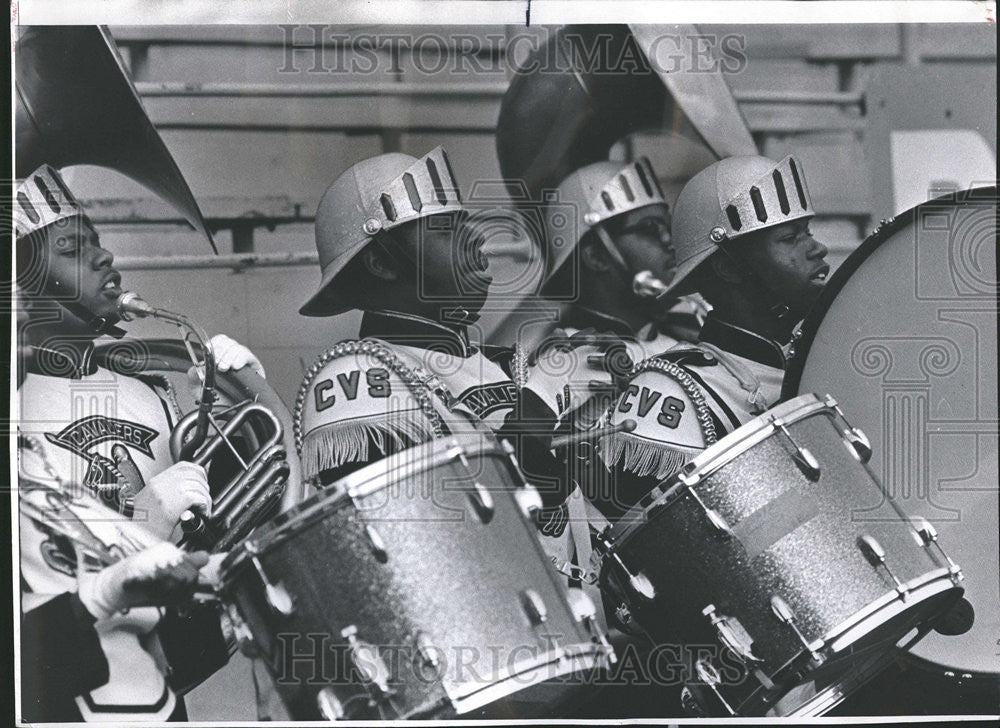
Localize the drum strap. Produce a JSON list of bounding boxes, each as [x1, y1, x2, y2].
[[565, 486, 593, 581]]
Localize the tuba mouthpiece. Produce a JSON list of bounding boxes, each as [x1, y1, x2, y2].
[[116, 291, 156, 321]]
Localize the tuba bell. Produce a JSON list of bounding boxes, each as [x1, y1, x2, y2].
[[15, 25, 217, 252]]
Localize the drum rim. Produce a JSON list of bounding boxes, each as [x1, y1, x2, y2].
[[221, 432, 509, 572], [765, 644, 899, 717], [739, 570, 962, 716], [435, 641, 610, 717], [781, 185, 998, 401], [604, 393, 830, 546]]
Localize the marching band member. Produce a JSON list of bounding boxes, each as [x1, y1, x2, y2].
[[18, 441, 216, 722], [505, 158, 701, 526], [296, 147, 517, 484], [14, 164, 258, 721], [599, 155, 830, 517]]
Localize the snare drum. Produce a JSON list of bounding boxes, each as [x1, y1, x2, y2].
[[220, 433, 612, 720], [595, 393, 964, 717]]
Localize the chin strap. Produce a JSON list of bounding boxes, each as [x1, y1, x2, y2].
[[60, 299, 127, 338], [716, 242, 796, 339]]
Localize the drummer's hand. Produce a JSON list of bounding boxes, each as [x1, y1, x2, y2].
[[209, 334, 266, 378], [199, 552, 228, 588], [78, 544, 210, 620], [132, 462, 211, 540]]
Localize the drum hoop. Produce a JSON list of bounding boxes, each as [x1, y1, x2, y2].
[[605, 393, 830, 546], [817, 568, 960, 655], [763, 645, 899, 717], [222, 433, 508, 572], [734, 570, 961, 716], [782, 185, 998, 401], [440, 641, 608, 716]]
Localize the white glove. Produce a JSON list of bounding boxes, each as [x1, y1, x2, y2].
[[131, 461, 211, 540], [209, 334, 266, 378], [77, 543, 210, 620], [199, 552, 229, 588]]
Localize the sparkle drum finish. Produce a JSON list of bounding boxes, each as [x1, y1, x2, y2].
[[783, 189, 998, 707], [219, 434, 612, 720], [595, 394, 964, 717]]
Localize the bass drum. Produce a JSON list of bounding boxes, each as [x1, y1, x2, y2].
[[783, 187, 999, 714]]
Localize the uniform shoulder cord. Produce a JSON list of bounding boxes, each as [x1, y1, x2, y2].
[[693, 341, 770, 414]]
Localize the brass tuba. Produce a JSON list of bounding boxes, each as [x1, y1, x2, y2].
[[16, 26, 302, 549], [15, 25, 217, 252]]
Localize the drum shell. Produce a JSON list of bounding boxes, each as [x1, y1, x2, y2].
[[601, 395, 962, 713], [221, 436, 603, 719]]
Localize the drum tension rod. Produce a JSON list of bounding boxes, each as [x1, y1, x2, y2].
[[679, 470, 733, 537], [363, 523, 389, 563], [450, 441, 495, 524], [245, 542, 295, 616], [857, 535, 908, 598], [770, 416, 821, 481], [770, 595, 824, 665], [823, 395, 873, 463], [413, 631, 441, 670], [694, 659, 737, 716], [593, 530, 657, 601], [340, 625, 393, 699], [910, 517, 963, 581]]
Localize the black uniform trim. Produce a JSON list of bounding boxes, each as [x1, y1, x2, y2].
[[562, 306, 637, 340], [698, 314, 786, 369], [29, 342, 99, 378], [20, 592, 110, 722], [79, 681, 172, 713], [359, 309, 472, 357]]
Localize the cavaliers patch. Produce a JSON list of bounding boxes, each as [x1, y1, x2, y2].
[[457, 382, 517, 419], [44, 416, 160, 486]]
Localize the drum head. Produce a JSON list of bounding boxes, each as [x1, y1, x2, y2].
[[784, 187, 998, 676]]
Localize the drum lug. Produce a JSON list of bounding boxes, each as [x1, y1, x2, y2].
[[520, 588, 549, 625], [316, 686, 345, 720], [467, 480, 495, 524], [682, 479, 732, 537], [770, 594, 824, 665], [824, 395, 873, 463], [911, 517, 963, 581], [246, 545, 295, 616], [450, 441, 495, 523], [514, 484, 543, 519], [626, 570, 657, 601], [566, 586, 597, 622], [703, 604, 762, 665], [364, 523, 389, 563], [857, 534, 909, 598], [341, 625, 392, 696], [413, 630, 441, 670], [772, 416, 821, 481]]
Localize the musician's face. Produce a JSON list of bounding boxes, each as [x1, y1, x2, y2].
[[30, 218, 123, 336], [609, 204, 677, 287], [743, 218, 829, 317], [396, 212, 492, 319]]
